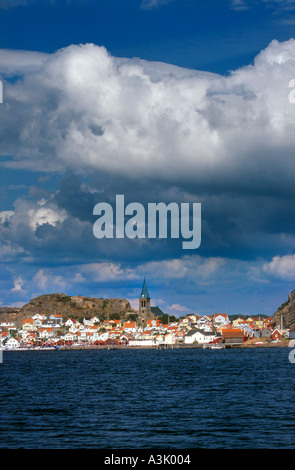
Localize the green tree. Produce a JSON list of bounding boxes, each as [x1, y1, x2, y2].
[[110, 312, 121, 320], [159, 314, 177, 324], [127, 314, 138, 322]]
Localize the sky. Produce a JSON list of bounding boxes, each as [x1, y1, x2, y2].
[[1, 0, 295, 316]]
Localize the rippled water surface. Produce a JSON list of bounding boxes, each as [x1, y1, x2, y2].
[[0, 348, 295, 449]]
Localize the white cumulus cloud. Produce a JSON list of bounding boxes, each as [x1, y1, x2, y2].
[[79, 262, 139, 282], [137, 255, 226, 282], [0, 211, 14, 223], [11, 275, 25, 292], [28, 206, 67, 231], [263, 254, 295, 280], [0, 39, 294, 192], [33, 269, 67, 291]]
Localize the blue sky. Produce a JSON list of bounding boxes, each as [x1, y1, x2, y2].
[[1, 0, 295, 316], [1, 0, 295, 73]]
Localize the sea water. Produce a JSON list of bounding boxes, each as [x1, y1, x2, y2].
[[0, 348, 294, 449]]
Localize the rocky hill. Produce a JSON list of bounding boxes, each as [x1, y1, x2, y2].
[[273, 289, 295, 329], [0, 293, 137, 327]]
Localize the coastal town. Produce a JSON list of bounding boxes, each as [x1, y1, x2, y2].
[[0, 280, 294, 350]]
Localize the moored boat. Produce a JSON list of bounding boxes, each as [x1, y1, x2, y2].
[[203, 342, 224, 349], [210, 343, 224, 349]]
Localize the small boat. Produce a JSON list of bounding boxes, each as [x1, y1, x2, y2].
[[203, 342, 223, 349], [210, 343, 224, 349]]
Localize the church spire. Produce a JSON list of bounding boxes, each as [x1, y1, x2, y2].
[[139, 278, 152, 320], [140, 278, 150, 299]]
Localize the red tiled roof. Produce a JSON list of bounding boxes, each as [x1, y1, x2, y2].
[[213, 313, 228, 319], [222, 328, 244, 338], [124, 322, 136, 328]]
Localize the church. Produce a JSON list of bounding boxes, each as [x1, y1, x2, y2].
[[138, 279, 165, 322]]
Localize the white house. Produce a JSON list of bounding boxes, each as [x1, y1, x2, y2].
[[153, 333, 175, 345], [87, 325, 99, 334], [184, 330, 199, 344], [32, 314, 46, 323], [174, 330, 185, 342], [39, 328, 54, 339], [77, 331, 88, 341], [32, 313, 47, 321], [5, 337, 20, 349], [0, 321, 15, 328], [145, 319, 161, 330], [154, 334, 165, 345], [123, 321, 137, 333], [49, 314, 63, 327], [65, 318, 77, 328], [163, 332, 176, 344], [196, 316, 212, 326], [213, 313, 229, 325], [83, 317, 100, 326], [184, 329, 216, 344], [64, 332, 76, 342], [178, 318, 190, 328], [89, 332, 101, 343], [187, 315, 200, 324], [99, 332, 109, 342], [197, 324, 214, 332], [22, 318, 36, 331]]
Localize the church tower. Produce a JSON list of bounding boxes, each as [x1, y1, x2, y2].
[[139, 278, 152, 320]]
